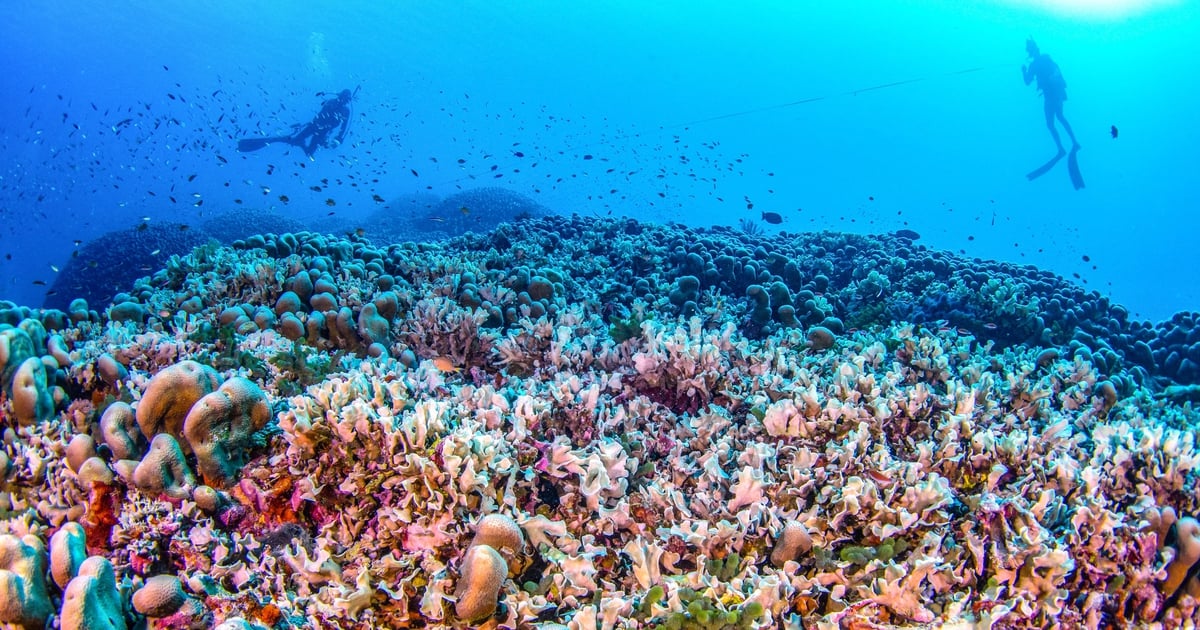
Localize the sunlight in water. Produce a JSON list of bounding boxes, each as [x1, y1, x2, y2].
[[1001, 0, 1182, 18]]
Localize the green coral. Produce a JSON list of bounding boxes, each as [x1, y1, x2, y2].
[[705, 552, 742, 581], [269, 338, 338, 397], [609, 310, 651, 344], [189, 321, 267, 379], [639, 585, 665, 616], [838, 538, 909, 566], [645, 588, 762, 630], [843, 299, 889, 332]]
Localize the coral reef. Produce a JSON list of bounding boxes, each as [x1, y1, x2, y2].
[[0, 215, 1198, 628]]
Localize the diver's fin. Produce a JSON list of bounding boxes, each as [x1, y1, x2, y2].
[[237, 136, 290, 152], [1067, 146, 1085, 190], [1026, 152, 1065, 181]]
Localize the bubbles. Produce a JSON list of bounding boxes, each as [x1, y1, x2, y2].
[[306, 32, 330, 78]]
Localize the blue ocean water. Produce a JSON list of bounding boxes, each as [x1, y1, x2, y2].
[[0, 0, 1196, 320]]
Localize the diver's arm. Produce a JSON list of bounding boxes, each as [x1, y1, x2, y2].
[[1022, 58, 1036, 85]]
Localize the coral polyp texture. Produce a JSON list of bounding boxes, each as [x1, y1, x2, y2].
[[1, 214, 1200, 628]]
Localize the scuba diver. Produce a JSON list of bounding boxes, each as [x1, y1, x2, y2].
[[1022, 39, 1078, 155], [238, 87, 356, 157]]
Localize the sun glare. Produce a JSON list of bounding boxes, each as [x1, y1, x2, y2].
[[1000, 0, 1181, 19]]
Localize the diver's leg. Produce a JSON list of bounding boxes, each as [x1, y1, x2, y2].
[[289, 124, 316, 149], [1044, 100, 1065, 154], [1056, 108, 1079, 149]]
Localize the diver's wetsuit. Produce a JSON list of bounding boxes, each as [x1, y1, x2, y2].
[[1022, 44, 1077, 154], [237, 89, 353, 156], [290, 91, 352, 156]]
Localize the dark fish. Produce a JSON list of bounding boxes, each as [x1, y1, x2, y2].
[[894, 229, 921, 240], [761, 211, 783, 224], [32, 280, 46, 285], [279, 195, 289, 203], [325, 198, 336, 206], [372, 194, 385, 203], [411, 169, 419, 177], [187, 174, 197, 182], [1110, 125, 1118, 139]]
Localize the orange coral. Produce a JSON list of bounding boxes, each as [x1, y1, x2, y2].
[[82, 482, 123, 553]]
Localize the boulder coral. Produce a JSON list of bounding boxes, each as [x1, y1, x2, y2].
[[182, 376, 270, 488], [132, 574, 191, 617], [129, 575, 211, 627], [454, 543, 508, 623], [126, 433, 197, 501], [769, 521, 813, 568], [470, 513, 525, 554], [50, 522, 88, 589], [452, 513, 525, 622], [60, 556, 126, 630], [10, 356, 54, 425], [135, 360, 221, 452], [0, 327, 36, 388], [0, 534, 53, 629], [100, 401, 144, 461], [1164, 516, 1200, 600]]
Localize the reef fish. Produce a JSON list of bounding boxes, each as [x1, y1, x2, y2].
[[432, 357, 461, 373], [761, 211, 783, 225]]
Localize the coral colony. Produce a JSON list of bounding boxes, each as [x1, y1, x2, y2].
[[3, 212, 1200, 629]]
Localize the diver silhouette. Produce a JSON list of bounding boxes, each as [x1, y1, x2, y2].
[[1022, 39, 1078, 154], [1022, 40, 1084, 189], [238, 88, 355, 157]]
